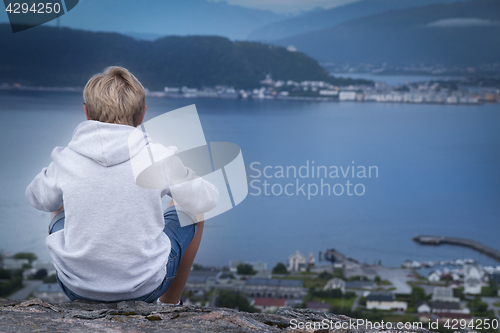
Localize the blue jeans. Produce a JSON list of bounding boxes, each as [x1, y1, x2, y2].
[[49, 206, 197, 303]]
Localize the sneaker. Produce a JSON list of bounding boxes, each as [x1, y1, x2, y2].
[[156, 299, 183, 306]]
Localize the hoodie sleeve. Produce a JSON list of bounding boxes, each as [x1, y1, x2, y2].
[[26, 160, 63, 213], [162, 155, 219, 215]]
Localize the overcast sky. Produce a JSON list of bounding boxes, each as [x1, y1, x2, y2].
[[215, 0, 362, 14]]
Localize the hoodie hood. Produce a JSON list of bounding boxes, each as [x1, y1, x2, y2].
[[68, 121, 148, 167]]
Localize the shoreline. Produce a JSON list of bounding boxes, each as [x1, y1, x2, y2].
[[0, 85, 495, 105]]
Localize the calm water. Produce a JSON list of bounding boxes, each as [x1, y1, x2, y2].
[[332, 73, 456, 86], [1, 90, 499, 268]]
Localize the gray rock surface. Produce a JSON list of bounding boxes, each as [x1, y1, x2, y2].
[[0, 298, 430, 332]]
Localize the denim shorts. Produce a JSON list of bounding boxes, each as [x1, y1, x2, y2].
[[49, 205, 197, 303]]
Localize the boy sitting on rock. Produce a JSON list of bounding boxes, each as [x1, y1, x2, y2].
[[26, 66, 218, 304]]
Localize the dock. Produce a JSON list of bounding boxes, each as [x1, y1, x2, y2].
[[413, 235, 500, 262]]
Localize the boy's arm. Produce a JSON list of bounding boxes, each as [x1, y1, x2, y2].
[[26, 161, 63, 212], [162, 155, 219, 215]]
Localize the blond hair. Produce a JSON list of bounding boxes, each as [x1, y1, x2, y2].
[[83, 66, 145, 127]]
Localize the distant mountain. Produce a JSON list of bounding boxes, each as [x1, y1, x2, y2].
[[0, 24, 369, 90], [0, 0, 285, 41], [247, 0, 461, 42], [272, 0, 500, 67]]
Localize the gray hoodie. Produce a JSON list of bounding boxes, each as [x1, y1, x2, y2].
[[26, 120, 219, 301]]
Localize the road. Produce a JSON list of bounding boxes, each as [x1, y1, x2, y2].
[[8, 280, 43, 300], [345, 264, 413, 294], [373, 266, 413, 294], [351, 294, 361, 312]]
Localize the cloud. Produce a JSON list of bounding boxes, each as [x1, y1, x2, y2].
[[426, 18, 500, 28]]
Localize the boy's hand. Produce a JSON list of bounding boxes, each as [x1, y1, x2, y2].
[[195, 213, 205, 223], [50, 204, 64, 220], [168, 198, 204, 223], [167, 198, 177, 209]]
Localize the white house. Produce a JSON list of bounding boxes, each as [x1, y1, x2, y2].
[[464, 265, 482, 294], [366, 292, 407, 311], [431, 301, 470, 314], [319, 90, 338, 96], [323, 278, 346, 293], [2, 258, 29, 270], [288, 251, 306, 272], [339, 91, 357, 101], [244, 278, 306, 300], [251, 261, 268, 272], [432, 287, 459, 302], [32, 261, 54, 272], [428, 271, 441, 282], [307, 252, 316, 267], [417, 302, 431, 313]]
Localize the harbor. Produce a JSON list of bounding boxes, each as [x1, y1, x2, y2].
[[413, 235, 500, 262]]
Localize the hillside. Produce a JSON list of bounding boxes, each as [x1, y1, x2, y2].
[[247, 0, 460, 42], [0, 0, 284, 41], [272, 0, 500, 67], [0, 25, 367, 90]]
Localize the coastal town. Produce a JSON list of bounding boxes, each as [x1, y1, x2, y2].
[[2, 73, 499, 106], [150, 74, 500, 105], [2, 248, 499, 332]]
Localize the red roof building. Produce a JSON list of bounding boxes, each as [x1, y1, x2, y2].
[[252, 298, 286, 313]]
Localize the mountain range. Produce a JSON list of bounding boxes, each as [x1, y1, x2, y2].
[[272, 0, 500, 66], [2, 0, 497, 69], [247, 0, 461, 41], [0, 24, 369, 90], [0, 0, 285, 41]]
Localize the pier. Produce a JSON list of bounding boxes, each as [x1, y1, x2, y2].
[[413, 235, 500, 262]]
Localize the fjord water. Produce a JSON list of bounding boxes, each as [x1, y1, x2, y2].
[[1, 90, 499, 268]]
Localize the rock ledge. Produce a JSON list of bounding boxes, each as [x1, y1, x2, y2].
[[0, 298, 429, 332]]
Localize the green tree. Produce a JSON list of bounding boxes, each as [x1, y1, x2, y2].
[[409, 286, 428, 307], [347, 275, 366, 281], [272, 263, 289, 275], [0, 268, 11, 279], [13, 252, 37, 264], [32, 269, 47, 280], [312, 288, 344, 299], [216, 290, 256, 312], [318, 271, 334, 280], [453, 288, 465, 300], [470, 296, 488, 314], [0, 269, 23, 298], [487, 278, 498, 296], [237, 264, 256, 275], [43, 274, 58, 284]]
